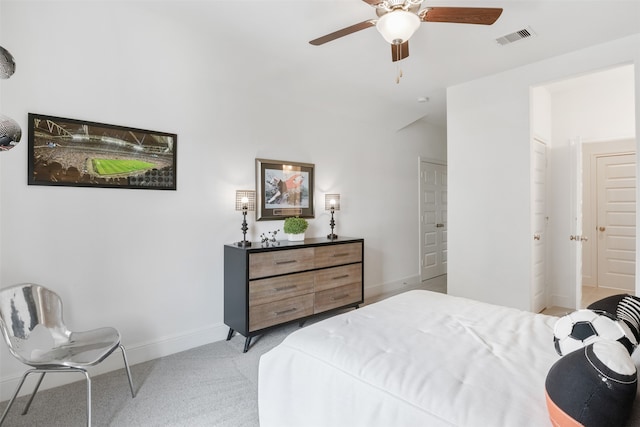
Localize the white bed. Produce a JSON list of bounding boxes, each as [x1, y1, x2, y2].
[[258, 290, 640, 427]]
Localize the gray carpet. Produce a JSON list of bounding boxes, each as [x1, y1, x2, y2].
[[0, 324, 297, 427]]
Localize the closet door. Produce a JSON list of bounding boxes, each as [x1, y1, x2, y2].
[[420, 161, 447, 281], [596, 153, 636, 291]]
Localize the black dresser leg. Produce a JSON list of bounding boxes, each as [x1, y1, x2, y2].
[[226, 328, 234, 341], [243, 336, 252, 353]]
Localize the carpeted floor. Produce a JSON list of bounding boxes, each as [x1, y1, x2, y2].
[[0, 324, 297, 427]]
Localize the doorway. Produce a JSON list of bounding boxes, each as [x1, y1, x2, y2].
[[535, 63, 637, 312]]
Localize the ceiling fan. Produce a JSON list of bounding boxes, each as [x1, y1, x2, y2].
[[309, 0, 503, 62]]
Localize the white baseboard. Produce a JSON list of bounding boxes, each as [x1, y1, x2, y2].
[[0, 323, 229, 402], [364, 274, 446, 304], [550, 294, 575, 310]]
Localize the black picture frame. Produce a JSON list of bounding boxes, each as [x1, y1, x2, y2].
[[256, 158, 314, 220], [27, 113, 177, 190]]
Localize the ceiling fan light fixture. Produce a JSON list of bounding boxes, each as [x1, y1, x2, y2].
[[376, 10, 421, 44]]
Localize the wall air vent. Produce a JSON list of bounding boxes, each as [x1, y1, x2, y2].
[[496, 26, 536, 46]]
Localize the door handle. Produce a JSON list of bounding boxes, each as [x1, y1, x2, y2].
[[599, 226, 606, 232], [436, 223, 445, 228], [533, 234, 541, 240], [570, 235, 588, 242]]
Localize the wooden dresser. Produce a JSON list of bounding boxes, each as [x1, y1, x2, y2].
[[224, 237, 364, 352]]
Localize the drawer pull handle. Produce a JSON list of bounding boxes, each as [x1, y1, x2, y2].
[[332, 253, 349, 257], [332, 274, 349, 280], [275, 307, 297, 316], [275, 285, 297, 292], [275, 260, 297, 265], [331, 294, 349, 301]]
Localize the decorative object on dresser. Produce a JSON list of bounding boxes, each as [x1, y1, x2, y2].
[[255, 158, 314, 220], [283, 216, 308, 241], [260, 229, 280, 245], [235, 190, 256, 247], [325, 194, 340, 240], [224, 237, 364, 352]]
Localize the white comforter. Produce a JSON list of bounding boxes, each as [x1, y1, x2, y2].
[[259, 290, 562, 427]]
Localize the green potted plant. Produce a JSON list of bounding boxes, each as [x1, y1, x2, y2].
[[283, 217, 308, 241]]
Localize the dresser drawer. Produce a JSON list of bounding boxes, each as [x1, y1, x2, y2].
[[314, 264, 362, 293], [250, 294, 314, 332], [314, 282, 362, 313], [314, 243, 362, 268], [249, 271, 314, 306], [249, 248, 315, 279]]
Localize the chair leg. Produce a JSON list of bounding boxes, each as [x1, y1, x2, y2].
[[81, 371, 91, 427], [21, 372, 46, 415], [0, 369, 33, 426], [120, 345, 136, 398]]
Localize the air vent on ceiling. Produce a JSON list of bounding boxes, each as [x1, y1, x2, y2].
[[496, 26, 536, 46]]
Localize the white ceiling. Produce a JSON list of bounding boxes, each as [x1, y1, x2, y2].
[[164, 1, 640, 130]]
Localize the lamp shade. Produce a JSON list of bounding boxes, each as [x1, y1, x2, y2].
[[235, 190, 256, 211], [375, 10, 421, 45], [325, 194, 341, 211]]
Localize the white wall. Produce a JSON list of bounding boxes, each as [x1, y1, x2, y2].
[[448, 34, 640, 311], [0, 1, 446, 399]]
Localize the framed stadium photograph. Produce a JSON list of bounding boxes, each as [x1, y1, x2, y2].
[[27, 113, 177, 190], [256, 158, 314, 220]]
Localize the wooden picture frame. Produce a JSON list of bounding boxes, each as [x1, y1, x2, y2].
[[256, 158, 314, 220], [28, 113, 177, 190]]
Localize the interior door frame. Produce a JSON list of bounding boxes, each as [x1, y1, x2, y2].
[[531, 137, 548, 312]]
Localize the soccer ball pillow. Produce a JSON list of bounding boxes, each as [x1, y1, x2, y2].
[[588, 293, 640, 343], [553, 309, 637, 356], [545, 340, 637, 427]]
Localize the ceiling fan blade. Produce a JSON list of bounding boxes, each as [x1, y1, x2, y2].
[[391, 41, 409, 62], [421, 7, 503, 25], [309, 20, 375, 46]]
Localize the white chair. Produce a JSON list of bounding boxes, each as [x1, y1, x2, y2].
[[0, 283, 135, 426]]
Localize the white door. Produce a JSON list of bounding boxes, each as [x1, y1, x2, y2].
[[596, 153, 636, 291], [420, 161, 447, 281], [531, 139, 547, 312]]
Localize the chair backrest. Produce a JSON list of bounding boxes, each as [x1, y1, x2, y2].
[[0, 284, 70, 364]]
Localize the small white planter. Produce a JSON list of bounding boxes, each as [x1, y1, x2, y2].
[[287, 233, 305, 241]]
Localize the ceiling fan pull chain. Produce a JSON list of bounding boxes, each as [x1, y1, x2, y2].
[[396, 64, 403, 84]]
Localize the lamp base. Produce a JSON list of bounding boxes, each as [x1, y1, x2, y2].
[[236, 241, 252, 247], [327, 234, 338, 240]]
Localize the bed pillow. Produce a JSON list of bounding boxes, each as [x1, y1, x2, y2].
[[553, 309, 636, 356], [588, 294, 640, 343], [545, 340, 637, 427]]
